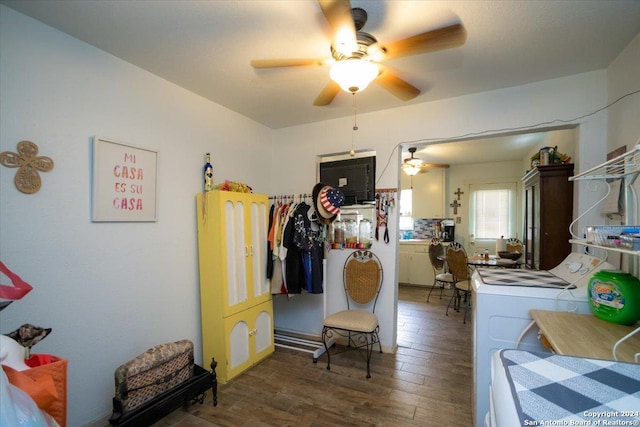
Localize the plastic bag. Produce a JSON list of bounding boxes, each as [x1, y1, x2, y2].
[[0, 367, 58, 427]]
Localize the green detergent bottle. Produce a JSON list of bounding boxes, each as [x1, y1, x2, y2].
[[588, 270, 640, 325]]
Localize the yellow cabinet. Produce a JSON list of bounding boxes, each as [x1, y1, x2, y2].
[[196, 190, 274, 383]]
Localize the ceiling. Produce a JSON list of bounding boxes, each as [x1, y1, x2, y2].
[[411, 130, 558, 166], [3, 0, 639, 135]]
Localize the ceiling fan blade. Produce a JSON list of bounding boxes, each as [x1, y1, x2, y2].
[[313, 80, 341, 106], [375, 66, 420, 101], [251, 58, 328, 69], [318, 0, 357, 55], [382, 23, 467, 60], [419, 163, 450, 169]]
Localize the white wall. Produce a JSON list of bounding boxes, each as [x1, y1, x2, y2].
[[603, 33, 640, 269], [0, 6, 272, 425], [2, 5, 638, 426], [607, 33, 640, 154]]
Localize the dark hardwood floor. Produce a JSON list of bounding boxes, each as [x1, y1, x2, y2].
[[154, 285, 473, 427]]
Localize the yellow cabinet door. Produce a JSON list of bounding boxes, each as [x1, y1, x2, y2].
[[221, 300, 274, 383], [197, 191, 270, 318]]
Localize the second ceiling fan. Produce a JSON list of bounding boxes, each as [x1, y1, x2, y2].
[[251, 0, 467, 106], [402, 147, 449, 175]]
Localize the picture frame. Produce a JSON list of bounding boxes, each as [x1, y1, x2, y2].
[[92, 136, 158, 222]]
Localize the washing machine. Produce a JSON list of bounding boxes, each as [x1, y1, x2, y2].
[[471, 252, 616, 427]]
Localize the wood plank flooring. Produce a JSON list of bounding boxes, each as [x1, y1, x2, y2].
[[153, 285, 473, 427]]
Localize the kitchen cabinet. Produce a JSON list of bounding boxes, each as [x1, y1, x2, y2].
[[196, 190, 274, 383], [522, 164, 574, 270], [401, 168, 445, 218], [399, 242, 434, 286]]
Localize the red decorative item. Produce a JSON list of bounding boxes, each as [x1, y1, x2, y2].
[[0, 261, 33, 300]]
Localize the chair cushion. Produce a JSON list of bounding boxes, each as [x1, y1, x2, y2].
[[454, 280, 471, 292], [436, 273, 454, 282], [323, 310, 378, 333]]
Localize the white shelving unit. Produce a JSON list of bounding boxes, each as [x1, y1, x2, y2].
[[568, 143, 640, 362]]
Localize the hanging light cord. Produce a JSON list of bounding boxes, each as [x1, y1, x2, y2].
[[350, 93, 358, 156]]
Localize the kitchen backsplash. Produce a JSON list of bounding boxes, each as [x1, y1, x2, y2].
[[402, 218, 446, 240]]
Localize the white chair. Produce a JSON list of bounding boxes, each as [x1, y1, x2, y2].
[[322, 250, 383, 378]]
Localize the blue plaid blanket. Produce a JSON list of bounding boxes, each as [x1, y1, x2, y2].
[[499, 350, 640, 426]]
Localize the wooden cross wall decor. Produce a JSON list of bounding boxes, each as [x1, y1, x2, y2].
[[0, 140, 54, 194], [454, 187, 464, 200], [450, 199, 461, 214]]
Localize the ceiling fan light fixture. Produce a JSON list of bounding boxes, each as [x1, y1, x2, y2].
[[330, 59, 379, 93], [333, 28, 358, 57], [402, 163, 421, 176]]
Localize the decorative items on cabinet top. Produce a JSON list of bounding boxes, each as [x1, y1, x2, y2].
[[529, 145, 571, 169]]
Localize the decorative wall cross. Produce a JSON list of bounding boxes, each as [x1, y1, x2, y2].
[[454, 187, 464, 200], [0, 140, 54, 194], [449, 199, 461, 214]]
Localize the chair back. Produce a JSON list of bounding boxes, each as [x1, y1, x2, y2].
[[343, 250, 383, 312], [446, 242, 469, 283], [428, 237, 445, 272], [506, 238, 524, 253]]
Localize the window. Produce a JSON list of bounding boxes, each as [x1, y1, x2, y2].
[[469, 183, 516, 239], [399, 189, 414, 230]]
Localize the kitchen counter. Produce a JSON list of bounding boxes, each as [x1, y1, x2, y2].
[[399, 239, 451, 245], [399, 239, 430, 244]]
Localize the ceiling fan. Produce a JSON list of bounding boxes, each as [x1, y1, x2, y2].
[[250, 0, 467, 106], [402, 147, 449, 175]]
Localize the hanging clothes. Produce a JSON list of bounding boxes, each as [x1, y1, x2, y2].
[[277, 201, 322, 294], [266, 203, 275, 280], [269, 194, 326, 295], [268, 200, 286, 294]]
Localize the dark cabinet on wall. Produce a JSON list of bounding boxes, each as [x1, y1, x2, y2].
[[523, 164, 574, 270]]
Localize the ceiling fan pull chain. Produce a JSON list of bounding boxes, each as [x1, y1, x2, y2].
[[352, 93, 358, 131], [350, 93, 359, 156]]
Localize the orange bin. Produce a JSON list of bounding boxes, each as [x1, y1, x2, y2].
[[7, 354, 68, 427]]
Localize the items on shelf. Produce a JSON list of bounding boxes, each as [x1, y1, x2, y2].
[[530, 145, 571, 168], [330, 242, 373, 250], [211, 180, 252, 193], [584, 225, 640, 249], [203, 152, 213, 192]]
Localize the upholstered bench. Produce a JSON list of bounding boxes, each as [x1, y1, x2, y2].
[[109, 340, 217, 426]]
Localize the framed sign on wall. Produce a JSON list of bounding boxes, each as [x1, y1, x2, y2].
[[92, 136, 158, 222]]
